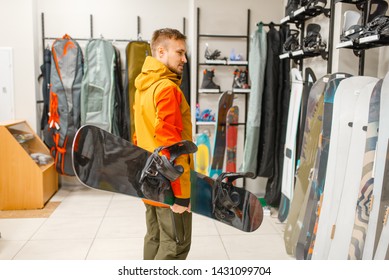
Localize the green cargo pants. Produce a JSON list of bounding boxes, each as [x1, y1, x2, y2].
[[143, 204, 192, 260]]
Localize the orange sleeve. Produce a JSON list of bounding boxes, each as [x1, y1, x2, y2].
[[154, 86, 183, 147], [154, 86, 191, 206]]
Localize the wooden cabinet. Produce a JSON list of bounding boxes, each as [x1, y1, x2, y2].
[[0, 120, 58, 210]]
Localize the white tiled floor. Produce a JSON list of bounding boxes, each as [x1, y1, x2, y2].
[[0, 183, 294, 260]]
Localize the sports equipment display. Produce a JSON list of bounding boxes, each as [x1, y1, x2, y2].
[[278, 68, 303, 223], [72, 125, 263, 232], [363, 72, 389, 260], [226, 106, 239, 173], [296, 73, 350, 260], [195, 133, 211, 176], [348, 79, 382, 259], [311, 76, 378, 260], [209, 91, 234, 178], [284, 74, 327, 255]]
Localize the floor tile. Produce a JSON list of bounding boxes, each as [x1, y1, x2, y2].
[[0, 240, 27, 259], [31, 217, 103, 240], [221, 234, 294, 260], [187, 236, 229, 260], [87, 238, 144, 260], [96, 216, 146, 239], [50, 199, 110, 218], [0, 218, 46, 240], [13, 239, 93, 260], [105, 198, 145, 218], [192, 214, 219, 236]]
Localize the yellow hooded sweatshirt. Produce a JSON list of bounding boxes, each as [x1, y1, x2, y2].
[[133, 56, 193, 208]]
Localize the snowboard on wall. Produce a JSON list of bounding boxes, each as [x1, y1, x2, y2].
[[226, 106, 239, 173], [374, 205, 389, 260], [278, 68, 303, 223], [209, 91, 234, 178], [311, 76, 379, 260], [194, 133, 211, 176], [283, 75, 328, 255], [72, 125, 263, 232], [348, 79, 382, 260], [295, 73, 350, 260], [327, 78, 377, 259], [363, 72, 389, 259]]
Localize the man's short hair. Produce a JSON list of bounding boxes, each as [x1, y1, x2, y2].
[[150, 28, 186, 56]]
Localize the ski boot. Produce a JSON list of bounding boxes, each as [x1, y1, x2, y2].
[[302, 23, 326, 53], [200, 69, 221, 91]]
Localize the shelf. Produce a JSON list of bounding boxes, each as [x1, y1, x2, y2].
[[232, 88, 250, 93], [196, 121, 216, 126], [199, 34, 248, 39], [334, 0, 365, 4], [200, 60, 249, 66], [198, 88, 221, 93], [281, 4, 329, 25], [279, 49, 328, 60], [336, 34, 389, 51]]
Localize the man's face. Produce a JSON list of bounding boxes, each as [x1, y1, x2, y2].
[[159, 39, 187, 75]]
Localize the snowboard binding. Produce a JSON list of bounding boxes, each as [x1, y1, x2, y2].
[[302, 23, 326, 53], [344, 0, 389, 41], [212, 172, 254, 222], [340, 10, 363, 42], [139, 141, 198, 202], [204, 43, 224, 61], [303, 0, 327, 13], [285, 0, 299, 17], [283, 29, 301, 53]]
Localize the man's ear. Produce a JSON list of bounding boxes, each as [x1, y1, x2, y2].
[[157, 46, 165, 58]]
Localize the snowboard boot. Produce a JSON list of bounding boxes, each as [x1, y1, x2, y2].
[[201, 69, 221, 91], [232, 69, 242, 89], [232, 69, 250, 89], [239, 69, 250, 89]]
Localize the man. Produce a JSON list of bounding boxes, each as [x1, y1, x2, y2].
[[133, 28, 193, 260]]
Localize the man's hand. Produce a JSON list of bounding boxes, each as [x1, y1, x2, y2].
[[170, 203, 191, 214]]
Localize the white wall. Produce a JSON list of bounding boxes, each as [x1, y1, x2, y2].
[[0, 0, 39, 130]]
